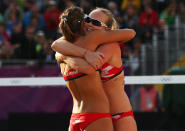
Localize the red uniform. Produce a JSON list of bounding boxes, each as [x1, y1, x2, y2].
[[100, 63, 123, 81], [112, 110, 134, 122], [100, 63, 134, 121], [62, 69, 112, 131], [70, 113, 111, 131]]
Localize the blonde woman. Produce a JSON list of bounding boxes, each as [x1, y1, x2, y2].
[[51, 7, 136, 131]]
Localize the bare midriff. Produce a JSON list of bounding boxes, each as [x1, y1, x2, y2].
[[103, 71, 132, 115], [61, 64, 110, 113]]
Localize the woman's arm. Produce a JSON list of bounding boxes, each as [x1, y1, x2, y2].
[[52, 37, 104, 67], [52, 29, 135, 66], [85, 29, 136, 47], [55, 52, 96, 74], [52, 37, 87, 57], [55, 43, 118, 73], [52, 29, 135, 56]]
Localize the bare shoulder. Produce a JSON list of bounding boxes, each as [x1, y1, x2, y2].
[[52, 37, 66, 46], [106, 42, 121, 53], [113, 42, 121, 51], [55, 36, 65, 42], [97, 42, 120, 53]]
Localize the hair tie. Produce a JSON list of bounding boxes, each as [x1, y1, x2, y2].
[[63, 17, 67, 22]]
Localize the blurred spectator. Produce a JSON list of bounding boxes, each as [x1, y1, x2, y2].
[[64, 0, 76, 8], [179, 2, 185, 24], [128, 38, 142, 75], [10, 22, 23, 46], [34, 30, 55, 61], [0, 41, 2, 58], [41, 39, 55, 61], [17, 0, 24, 9], [138, 4, 158, 43], [6, 11, 19, 36], [56, 29, 62, 39], [23, 3, 45, 30], [17, 26, 37, 59], [22, 0, 35, 12], [155, 0, 167, 13], [0, 21, 13, 59], [0, 22, 9, 44], [10, 22, 23, 58], [141, 0, 167, 15], [131, 84, 161, 112], [44, 0, 61, 39], [1, 41, 14, 59], [123, 6, 139, 30], [91, 0, 108, 8], [0, 13, 3, 23], [157, 18, 165, 40], [138, 4, 158, 27], [121, 0, 141, 14], [35, 0, 47, 12], [58, 0, 76, 12], [35, 30, 46, 57], [30, 15, 44, 31], [160, 1, 177, 27], [80, 0, 93, 14], [4, 2, 24, 23], [108, 1, 119, 17], [120, 46, 130, 67], [107, 1, 124, 28], [141, 0, 153, 10], [116, 14, 125, 29], [0, 0, 9, 14]]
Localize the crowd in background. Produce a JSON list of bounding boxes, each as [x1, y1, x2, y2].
[[0, 0, 184, 73], [0, 0, 184, 63], [0, 0, 185, 113]]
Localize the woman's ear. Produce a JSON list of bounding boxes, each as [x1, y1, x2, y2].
[[81, 19, 85, 27], [81, 20, 86, 35], [82, 19, 85, 24]]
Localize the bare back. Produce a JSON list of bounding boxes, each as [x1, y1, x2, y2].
[[60, 36, 110, 113]]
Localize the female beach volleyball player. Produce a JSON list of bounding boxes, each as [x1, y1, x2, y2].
[[51, 7, 136, 131], [53, 8, 137, 131]]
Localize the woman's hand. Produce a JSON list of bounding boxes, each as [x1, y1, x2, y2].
[[55, 52, 65, 64], [84, 51, 104, 70]]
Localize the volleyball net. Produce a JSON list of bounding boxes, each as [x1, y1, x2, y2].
[[0, 75, 185, 86], [1, 75, 185, 130]]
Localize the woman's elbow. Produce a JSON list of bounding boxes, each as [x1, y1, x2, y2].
[[130, 29, 136, 38], [51, 41, 57, 51]]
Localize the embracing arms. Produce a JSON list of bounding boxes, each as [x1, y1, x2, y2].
[[51, 29, 135, 67], [51, 29, 135, 54], [55, 43, 119, 74], [52, 37, 104, 67], [52, 37, 87, 57], [84, 29, 136, 47]]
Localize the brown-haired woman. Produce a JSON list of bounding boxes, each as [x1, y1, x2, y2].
[[51, 7, 136, 131]]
